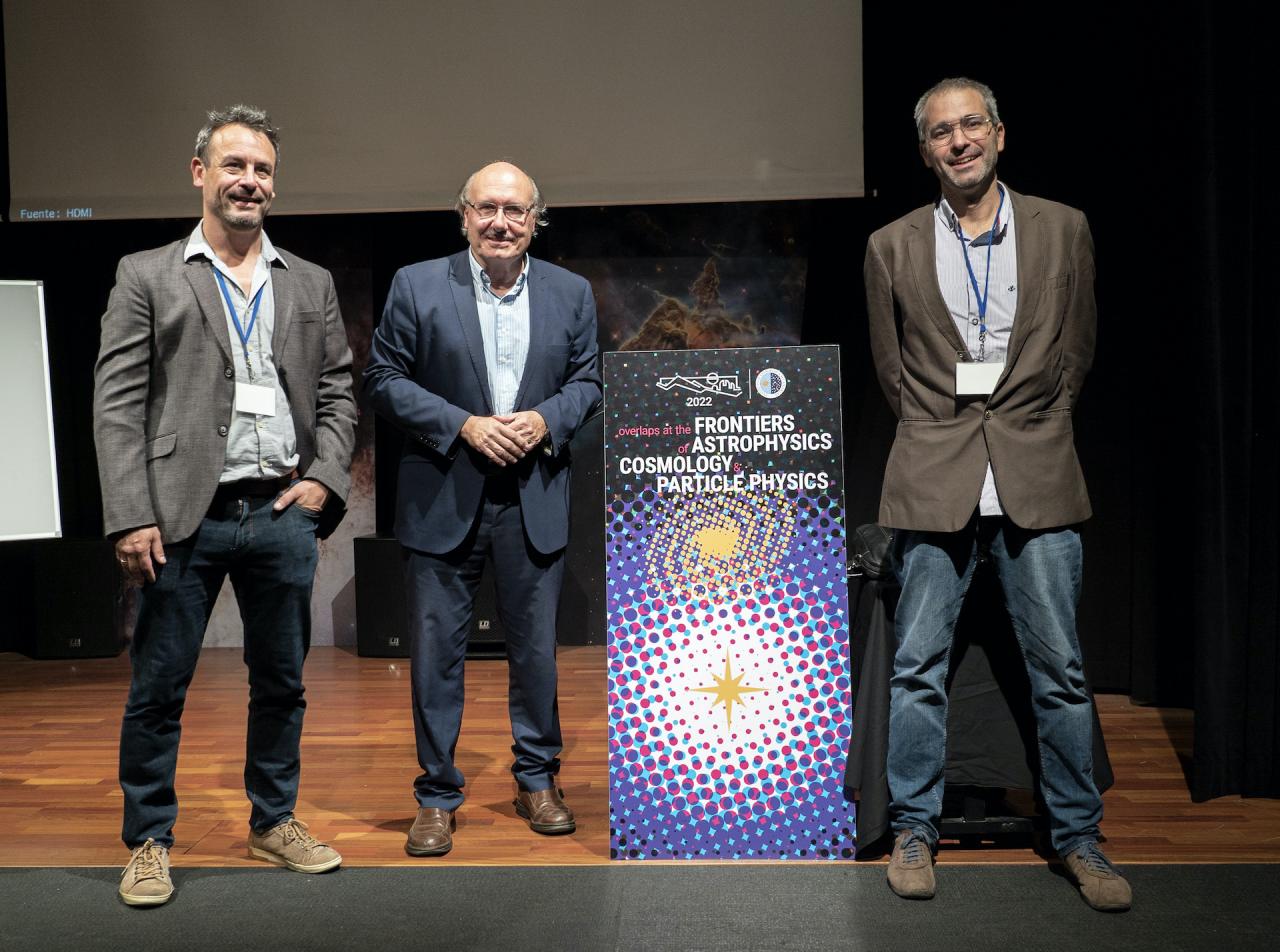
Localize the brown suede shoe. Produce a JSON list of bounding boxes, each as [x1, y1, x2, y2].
[[406, 807, 456, 856], [886, 829, 936, 899], [1063, 842, 1132, 912], [513, 787, 576, 834]]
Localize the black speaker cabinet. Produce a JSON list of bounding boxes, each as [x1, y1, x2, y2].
[[354, 534, 505, 658], [29, 539, 127, 658]]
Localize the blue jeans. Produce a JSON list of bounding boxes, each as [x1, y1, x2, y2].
[[887, 516, 1102, 856], [119, 489, 319, 848]]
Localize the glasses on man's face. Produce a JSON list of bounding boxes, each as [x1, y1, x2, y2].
[[925, 114, 994, 147], [466, 200, 534, 224]]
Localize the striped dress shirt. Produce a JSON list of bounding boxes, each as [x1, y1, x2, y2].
[[468, 251, 531, 416], [933, 185, 1018, 516]]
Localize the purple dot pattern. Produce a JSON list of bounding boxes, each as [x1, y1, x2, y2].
[[604, 346, 854, 860]]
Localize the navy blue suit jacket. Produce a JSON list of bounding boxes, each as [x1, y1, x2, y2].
[[364, 250, 601, 555]]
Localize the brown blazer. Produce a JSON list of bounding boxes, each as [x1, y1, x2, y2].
[[864, 188, 1097, 532]]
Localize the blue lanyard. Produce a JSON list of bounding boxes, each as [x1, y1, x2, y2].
[[958, 184, 1006, 362], [213, 269, 266, 363]]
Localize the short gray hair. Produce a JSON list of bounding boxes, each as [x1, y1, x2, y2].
[[194, 104, 281, 165], [454, 162, 549, 237], [913, 78, 1000, 141]]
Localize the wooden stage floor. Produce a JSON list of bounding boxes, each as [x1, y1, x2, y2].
[[2, 646, 1277, 868]]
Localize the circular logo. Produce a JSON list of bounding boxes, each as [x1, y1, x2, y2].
[[754, 368, 787, 399]]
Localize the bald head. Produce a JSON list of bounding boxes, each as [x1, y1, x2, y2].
[[455, 161, 546, 232], [456, 161, 546, 275]]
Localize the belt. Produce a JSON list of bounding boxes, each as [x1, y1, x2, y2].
[[211, 474, 293, 503]]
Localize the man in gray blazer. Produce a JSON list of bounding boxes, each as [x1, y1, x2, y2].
[[864, 78, 1130, 911], [93, 105, 356, 906], [365, 161, 600, 857]]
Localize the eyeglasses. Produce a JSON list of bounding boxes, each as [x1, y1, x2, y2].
[[924, 114, 995, 147], [465, 200, 535, 224]]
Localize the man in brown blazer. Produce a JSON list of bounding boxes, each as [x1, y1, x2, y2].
[[93, 105, 356, 906], [864, 78, 1131, 912]]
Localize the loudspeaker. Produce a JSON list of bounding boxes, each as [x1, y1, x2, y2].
[[353, 534, 505, 658], [30, 539, 127, 658]]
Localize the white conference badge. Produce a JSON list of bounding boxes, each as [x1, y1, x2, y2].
[[234, 382, 277, 416], [956, 361, 1004, 396]]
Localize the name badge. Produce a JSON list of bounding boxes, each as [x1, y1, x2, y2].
[[234, 382, 276, 416], [956, 361, 1004, 396]]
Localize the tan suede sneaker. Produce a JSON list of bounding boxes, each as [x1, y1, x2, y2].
[[1063, 842, 1132, 911], [886, 829, 936, 899], [119, 838, 173, 907], [248, 818, 341, 873]]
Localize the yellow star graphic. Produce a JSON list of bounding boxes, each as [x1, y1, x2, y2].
[[691, 651, 766, 730]]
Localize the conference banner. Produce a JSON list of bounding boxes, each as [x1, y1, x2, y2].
[[604, 345, 853, 860]]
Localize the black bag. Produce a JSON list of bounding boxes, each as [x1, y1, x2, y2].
[[850, 523, 896, 580]]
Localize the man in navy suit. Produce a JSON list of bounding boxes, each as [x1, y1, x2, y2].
[[364, 162, 600, 856]]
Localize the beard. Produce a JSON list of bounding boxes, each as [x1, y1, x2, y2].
[[938, 148, 997, 195], [218, 193, 269, 230]]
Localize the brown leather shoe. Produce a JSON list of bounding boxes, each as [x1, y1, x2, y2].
[[405, 807, 455, 856], [513, 787, 576, 834]]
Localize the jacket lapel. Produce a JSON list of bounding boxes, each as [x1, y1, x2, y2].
[[906, 205, 970, 357], [449, 251, 494, 413], [185, 257, 233, 366], [1002, 188, 1044, 373], [270, 258, 295, 359], [511, 258, 543, 412]]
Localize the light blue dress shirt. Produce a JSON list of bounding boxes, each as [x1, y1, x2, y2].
[[184, 224, 299, 482], [933, 186, 1018, 516], [468, 251, 531, 416]]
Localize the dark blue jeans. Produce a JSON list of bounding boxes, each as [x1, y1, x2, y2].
[[403, 485, 565, 810], [887, 516, 1102, 856], [119, 491, 319, 848]]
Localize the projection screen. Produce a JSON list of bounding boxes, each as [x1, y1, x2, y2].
[[4, 1, 863, 221]]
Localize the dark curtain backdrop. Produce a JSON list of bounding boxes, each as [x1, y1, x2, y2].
[[0, 2, 1273, 800], [1169, 7, 1275, 801]]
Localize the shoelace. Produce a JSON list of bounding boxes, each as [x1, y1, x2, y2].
[[1074, 843, 1117, 877], [279, 819, 321, 849], [129, 839, 166, 881], [898, 832, 929, 864]]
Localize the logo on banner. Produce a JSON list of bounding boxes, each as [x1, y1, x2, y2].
[[656, 372, 743, 399], [754, 368, 787, 399]]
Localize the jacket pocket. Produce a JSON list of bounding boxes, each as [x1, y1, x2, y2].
[[1030, 406, 1073, 418], [146, 432, 177, 459]]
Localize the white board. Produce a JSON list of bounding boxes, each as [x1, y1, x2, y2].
[[0, 280, 61, 540]]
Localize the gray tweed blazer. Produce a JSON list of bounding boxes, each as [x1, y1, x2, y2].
[[93, 237, 357, 543]]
